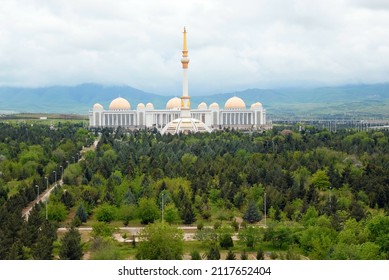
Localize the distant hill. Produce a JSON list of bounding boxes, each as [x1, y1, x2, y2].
[[1, 83, 389, 118], [0, 84, 170, 114]]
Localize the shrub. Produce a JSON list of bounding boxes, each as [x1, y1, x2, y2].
[[95, 203, 117, 223], [191, 250, 201, 260]]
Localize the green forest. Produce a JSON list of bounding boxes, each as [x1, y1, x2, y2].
[[1, 122, 389, 260]]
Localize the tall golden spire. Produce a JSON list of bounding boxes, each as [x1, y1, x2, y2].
[[183, 27, 188, 56], [180, 27, 190, 116], [181, 27, 189, 69]]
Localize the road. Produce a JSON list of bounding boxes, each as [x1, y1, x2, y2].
[[57, 226, 241, 242], [21, 135, 100, 220]]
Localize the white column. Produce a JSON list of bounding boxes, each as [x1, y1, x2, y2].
[[183, 68, 188, 97]]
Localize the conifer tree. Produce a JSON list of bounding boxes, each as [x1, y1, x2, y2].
[[226, 250, 236, 260], [59, 227, 83, 260], [243, 201, 261, 223]]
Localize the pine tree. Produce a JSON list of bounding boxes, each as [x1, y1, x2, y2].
[[7, 240, 24, 260], [226, 250, 236, 260], [256, 248, 264, 260], [241, 250, 248, 260], [206, 243, 220, 260], [182, 200, 196, 224], [76, 203, 88, 223], [219, 234, 234, 249], [59, 227, 83, 260], [243, 201, 261, 223], [32, 220, 57, 260]]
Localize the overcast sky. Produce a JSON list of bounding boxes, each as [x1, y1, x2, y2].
[[1, 0, 389, 95]]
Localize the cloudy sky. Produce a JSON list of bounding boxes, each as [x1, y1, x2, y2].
[[1, 0, 389, 95]]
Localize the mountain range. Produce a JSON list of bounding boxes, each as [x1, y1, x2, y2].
[[1, 83, 389, 118]]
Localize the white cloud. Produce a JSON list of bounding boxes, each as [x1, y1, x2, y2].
[[0, 0, 389, 94]]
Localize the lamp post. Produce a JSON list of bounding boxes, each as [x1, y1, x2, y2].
[[60, 165, 63, 181], [35, 185, 39, 201], [161, 192, 165, 223], [329, 186, 332, 211], [66, 160, 69, 167], [53, 170, 57, 186], [72, 156, 75, 164], [44, 177, 48, 220], [264, 192, 267, 228]]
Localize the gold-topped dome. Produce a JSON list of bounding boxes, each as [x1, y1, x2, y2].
[[209, 102, 219, 109], [93, 103, 103, 110], [224, 96, 245, 110], [198, 102, 207, 110], [146, 102, 154, 110], [250, 102, 263, 110], [166, 97, 181, 110], [137, 103, 145, 109], [109, 97, 131, 110]]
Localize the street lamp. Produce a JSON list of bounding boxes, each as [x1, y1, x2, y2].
[[161, 192, 165, 223], [45, 196, 48, 220], [66, 160, 69, 167], [72, 156, 75, 164], [53, 170, 57, 186], [60, 165, 63, 181], [264, 192, 267, 228], [35, 185, 39, 201]]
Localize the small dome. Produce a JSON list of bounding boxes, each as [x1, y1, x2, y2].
[[109, 97, 131, 110], [146, 102, 154, 110], [198, 102, 207, 110], [93, 103, 103, 110], [224, 96, 245, 110], [250, 102, 263, 110], [166, 97, 181, 110], [137, 103, 145, 109], [209, 102, 219, 109]]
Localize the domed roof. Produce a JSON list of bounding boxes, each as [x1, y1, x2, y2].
[[161, 118, 212, 135], [146, 102, 154, 110], [166, 97, 181, 110], [224, 96, 246, 110], [250, 102, 263, 110], [209, 102, 219, 109], [93, 103, 103, 110], [137, 103, 145, 109], [198, 102, 207, 110], [109, 97, 131, 110]]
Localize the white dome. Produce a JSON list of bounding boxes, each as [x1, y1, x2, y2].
[[224, 96, 245, 110], [146, 102, 154, 110], [209, 102, 219, 109], [198, 102, 207, 110], [109, 97, 131, 110], [93, 103, 103, 110], [137, 103, 145, 109], [161, 118, 212, 135], [250, 102, 263, 110], [166, 97, 181, 109]]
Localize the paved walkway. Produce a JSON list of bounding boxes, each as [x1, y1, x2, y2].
[[22, 180, 63, 220], [22, 136, 100, 220]]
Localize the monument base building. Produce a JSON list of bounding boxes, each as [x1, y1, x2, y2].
[[89, 96, 267, 131]]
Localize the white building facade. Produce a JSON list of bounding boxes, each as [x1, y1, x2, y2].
[[89, 96, 267, 131]]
